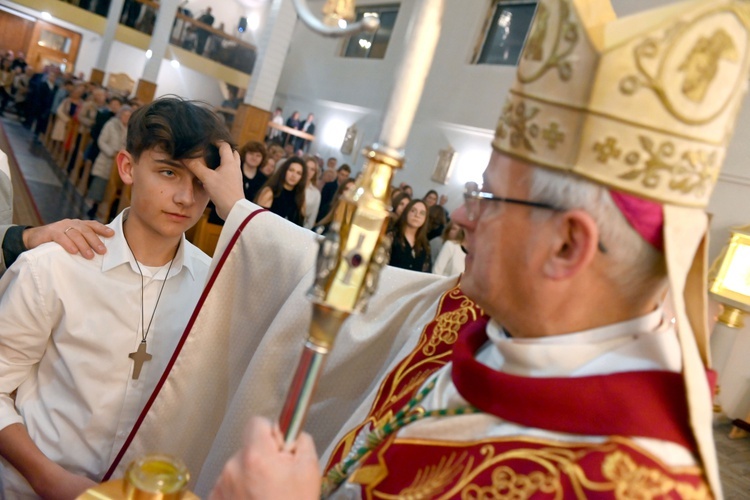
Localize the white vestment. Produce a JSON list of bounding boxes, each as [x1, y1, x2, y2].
[[110, 200, 453, 496]]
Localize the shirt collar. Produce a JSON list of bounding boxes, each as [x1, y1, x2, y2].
[[484, 306, 669, 376], [101, 208, 198, 280]]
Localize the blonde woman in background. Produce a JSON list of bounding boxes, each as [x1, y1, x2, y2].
[[303, 156, 321, 229]]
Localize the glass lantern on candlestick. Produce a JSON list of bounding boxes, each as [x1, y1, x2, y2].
[[709, 224, 750, 328]]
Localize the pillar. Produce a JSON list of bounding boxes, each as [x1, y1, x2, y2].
[[90, 68, 105, 86], [231, 0, 297, 145], [137, 0, 180, 103], [91, 0, 126, 85]]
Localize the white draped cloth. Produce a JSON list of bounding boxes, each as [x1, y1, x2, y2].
[[111, 200, 453, 496]]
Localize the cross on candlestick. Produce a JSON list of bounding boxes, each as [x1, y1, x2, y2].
[[129, 342, 152, 380]]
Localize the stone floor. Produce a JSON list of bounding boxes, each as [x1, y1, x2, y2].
[[2, 113, 750, 497], [1, 116, 90, 223], [715, 417, 750, 499]]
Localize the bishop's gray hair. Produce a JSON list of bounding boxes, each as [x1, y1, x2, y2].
[[527, 166, 667, 301]]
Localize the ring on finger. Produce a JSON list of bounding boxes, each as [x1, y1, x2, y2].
[[64, 226, 75, 235]]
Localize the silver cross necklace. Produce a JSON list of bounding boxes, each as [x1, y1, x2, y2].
[[125, 237, 178, 380]]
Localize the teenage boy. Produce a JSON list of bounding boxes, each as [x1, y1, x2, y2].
[[0, 97, 242, 498]]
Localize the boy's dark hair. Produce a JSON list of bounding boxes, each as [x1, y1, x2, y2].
[[338, 164, 352, 174], [126, 96, 235, 169]]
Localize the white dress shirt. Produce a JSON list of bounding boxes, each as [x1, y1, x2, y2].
[[0, 209, 210, 497]]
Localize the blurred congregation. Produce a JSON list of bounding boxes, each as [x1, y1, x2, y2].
[[0, 47, 465, 277]]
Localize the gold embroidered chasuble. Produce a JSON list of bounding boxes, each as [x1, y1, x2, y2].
[[323, 286, 711, 499]]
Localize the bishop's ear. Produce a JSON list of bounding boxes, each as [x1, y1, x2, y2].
[[542, 209, 600, 280], [116, 150, 135, 186]]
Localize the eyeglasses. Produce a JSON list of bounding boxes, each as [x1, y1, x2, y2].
[[462, 183, 608, 253], [462, 184, 561, 222]]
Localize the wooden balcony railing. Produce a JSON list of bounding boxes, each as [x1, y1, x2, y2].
[[70, 0, 257, 74]]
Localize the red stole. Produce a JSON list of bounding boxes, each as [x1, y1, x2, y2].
[[324, 285, 711, 498]]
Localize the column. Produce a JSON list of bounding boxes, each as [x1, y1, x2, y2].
[[232, 0, 297, 145], [135, 0, 180, 103], [90, 0, 127, 85]]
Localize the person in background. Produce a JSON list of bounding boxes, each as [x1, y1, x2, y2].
[[86, 106, 133, 219], [303, 156, 321, 229], [317, 157, 338, 190], [25, 65, 59, 134], [389, 187, 402, 205], [399, 183, 413, 197], [295, 113, 316, 153], [196, 7, 215, 55], [387, 192, 412, 232], [317, 164, 351, 223], [261, 157, 276, 177], [432, 220, 465, 277], [208, 141, 268, 226], [389, 192, 411, 223], [283, 111, 301, 148], [426, 203, 447, 241], [10, 52, 26, 73], [82, 95, 124, 183], [0, 58, 14, 116], [50, 83, 84, 156], [50, 79, 73, 128], [388, 199, 431, 273], [314, 177, 356, 234], [122, 0, 143, 28], [422, 189, 439, 208], [255, 156, 306, 226], [12, 67, 34, 122], [267, 107, 284, 144]]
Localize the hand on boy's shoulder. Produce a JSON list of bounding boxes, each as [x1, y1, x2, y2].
[[184, 141, 244, 221], [23, 219, 114, 260]]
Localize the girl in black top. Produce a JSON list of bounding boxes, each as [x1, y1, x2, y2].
[[388, 199, 431, 273], [256, 156, 307, 226]]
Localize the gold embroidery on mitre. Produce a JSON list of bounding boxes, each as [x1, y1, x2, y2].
[[493, 0, 750, 209], [614, 136, 719, 197], [679, 29, 738, 103], [518, 0, 579, 83], [524, 3, 549, 61], [619, 13, 747, 126]]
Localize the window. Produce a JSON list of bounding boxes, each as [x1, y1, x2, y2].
[[342, 4, 400, 59], [475, 0, 536, 65], [38, 30, 72, 53]]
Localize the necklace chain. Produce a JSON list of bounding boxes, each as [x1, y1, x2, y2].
[[321, 377, 480, 496], [125, 236, 178, 344]]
